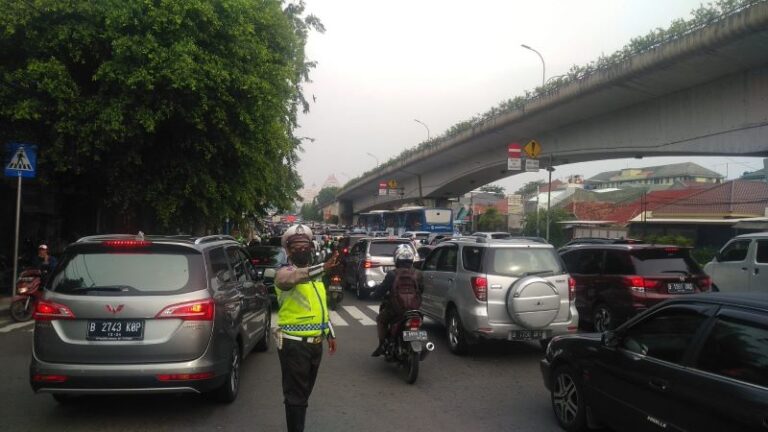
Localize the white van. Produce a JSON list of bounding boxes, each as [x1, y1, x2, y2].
[[703, 232, 768, 293]]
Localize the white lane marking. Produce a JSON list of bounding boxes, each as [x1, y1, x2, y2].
[[329, 311, 349, 326], [270, 312, 278, 329], [27, 328, 34, 332], [342, 306, 376, 326], [0, 320, 35, 333], [367, 305, 380, 315]]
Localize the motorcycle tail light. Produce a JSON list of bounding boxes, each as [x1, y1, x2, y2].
[[406, 317, 422, 331], [34, 301, 76, 321], [330, 275, 342, 284]]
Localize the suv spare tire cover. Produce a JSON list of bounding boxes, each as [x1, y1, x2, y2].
[[506, 276, 561, 329]]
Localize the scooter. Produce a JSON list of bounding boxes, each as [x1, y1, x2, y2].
[[10, 269, 43, 322], [326, 274, 344, 310], [381, 310, 434, 384]]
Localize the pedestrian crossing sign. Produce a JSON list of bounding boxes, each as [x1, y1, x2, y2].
[[4, 143, 37, 178]]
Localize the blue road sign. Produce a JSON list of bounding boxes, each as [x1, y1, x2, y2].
[[4, 143, 37, 178]]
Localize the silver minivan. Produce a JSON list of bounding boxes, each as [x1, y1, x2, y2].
[[704, 232, 768, 293], [343, 238, 417, 299], [30, 234, 271, 403], [419, 238, 578, 354]]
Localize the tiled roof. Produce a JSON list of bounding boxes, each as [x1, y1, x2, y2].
[[652, 180, 768, 217], [587, 162, 722, 183], [564, 187, 706, 224]]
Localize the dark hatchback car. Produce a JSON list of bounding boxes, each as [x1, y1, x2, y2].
[[540, 293, 768, 432], [560, 244, 711, 331], [30, 234, 271, 403]]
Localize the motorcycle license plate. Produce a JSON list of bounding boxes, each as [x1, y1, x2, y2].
[[508, 330, 546, 341], [402, 330, 428, 341], [87, 320, 145, 341], [328, 285, 343, 292]]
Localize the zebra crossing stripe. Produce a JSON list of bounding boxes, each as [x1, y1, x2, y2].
[[329, 311, 349, 326], [342, 305, 376, 326], [367, 305, 380, 315]]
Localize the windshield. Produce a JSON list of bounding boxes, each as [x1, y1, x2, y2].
[[50, 251, 204, 295], [630, 249, 702, 275], [369, 241, 412, 257], [485, 248, 564, 277]]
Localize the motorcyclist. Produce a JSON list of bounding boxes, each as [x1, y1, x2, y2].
[[370, 244, 422, 357], [35, 244, 57, 276]]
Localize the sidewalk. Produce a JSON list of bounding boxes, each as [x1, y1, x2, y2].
[[0, 296, 11, 318]]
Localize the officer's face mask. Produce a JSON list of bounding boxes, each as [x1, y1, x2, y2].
[[290, 246, 313, 267]]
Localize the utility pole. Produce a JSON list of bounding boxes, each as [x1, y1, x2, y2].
[[546, 155, 555, 242]]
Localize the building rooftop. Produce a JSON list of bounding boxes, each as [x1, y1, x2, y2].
[[587, 162, 723, 184]]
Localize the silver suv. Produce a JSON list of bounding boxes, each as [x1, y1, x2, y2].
[[30, 234, 271, 403], [418, 238, 578, 354]]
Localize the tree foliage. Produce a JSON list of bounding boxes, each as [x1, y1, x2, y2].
[[479, 184, 505, 195], [515, 180, 543, 197], [477, 207, 505, 231], [522, 208, 569, 247], [300, 202, 321, 222], [0, 0, 323, 230], [315, 186, 339, 208]]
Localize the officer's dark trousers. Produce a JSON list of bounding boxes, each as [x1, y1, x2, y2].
[[278, 338, 323, 432]]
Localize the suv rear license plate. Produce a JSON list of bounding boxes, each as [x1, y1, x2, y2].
[[87, 320, 145, 341], [382, 266, 394, 272], [328, 285, 343, 292], [667, 283, 694, 294], [402, 330, 428, 341], [508, 330, 546, 341]]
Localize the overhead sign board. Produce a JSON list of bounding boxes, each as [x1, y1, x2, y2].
[[507, 143, 521, 171], [4, 143, 37, 178], [378, 181, 388, 196], [523, 139, 541, 159]]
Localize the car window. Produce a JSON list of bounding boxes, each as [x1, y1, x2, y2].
[[486, 248, 563, 277], [572, 249, 602, 274], [209, 247, 230, 282], [437, 245, 458, 272], [423, 248, 443, 271], [247, 246, 286, 266], [369, 241, 411, 257], [462, 246, 484, 272], [226, 247, 249, 282], [630, 248, 701, 275], [756, 240, 768, 264], [696, 311, 768, 387], [621, 307, 709, 364], [490, 233, 512, 239], [50, 246, 204, 295], [560, 250, 580, 272], [603, 250, 633, 275], [719, 240, 751, 262]]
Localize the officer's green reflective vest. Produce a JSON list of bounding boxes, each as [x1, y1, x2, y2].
[[276, 279, 330, 337]]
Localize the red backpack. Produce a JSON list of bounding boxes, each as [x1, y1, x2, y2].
[[391, 268, 422, 313]]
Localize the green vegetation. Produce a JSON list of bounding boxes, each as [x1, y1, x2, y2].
[[342, 0, 763, 190], [0, 0, 323, 230], [515, 180, 543, 197], [476, 207, 505, 231], [522, 208, 569, 247]]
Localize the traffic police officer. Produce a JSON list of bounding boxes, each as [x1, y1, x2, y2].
[[275, 224, 338, 432]]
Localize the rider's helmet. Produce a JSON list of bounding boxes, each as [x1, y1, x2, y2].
[[281, 224, 314, 250], [393, 244, 415, 267]]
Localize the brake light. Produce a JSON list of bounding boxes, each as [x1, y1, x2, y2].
[[156, 299, 214, 321], [343, 248, 349, 255], [32, 374, 68, 383], [623, 276, 661, 294], [251, 258, 261, 264], [406, 316, 422, 331], [568, 277, 576, 302], [697, 276, 712, 291], [664, 247, 679, 253], [156, 372, 215, 381], [331, 275, 342, 284], [471, 277, 488, 301], [364, 259, 372, 269], [33, 301, 76, 321], [102, 240, 152, 248]]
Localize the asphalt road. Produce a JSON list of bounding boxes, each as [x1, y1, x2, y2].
[[0, 296, 562, 432]]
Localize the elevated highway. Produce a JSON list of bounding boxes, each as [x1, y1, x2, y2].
[[337, 2, 768, 217]]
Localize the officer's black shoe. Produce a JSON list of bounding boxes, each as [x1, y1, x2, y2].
[[371, 343, 384, 357]]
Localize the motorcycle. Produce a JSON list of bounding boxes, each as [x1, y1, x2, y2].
[[326, 274, 344, 310], [10, 268, 43, 322], [381, 310, 434, 384]]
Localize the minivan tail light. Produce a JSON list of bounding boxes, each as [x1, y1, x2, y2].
[[34, 301, 76, 321], [623, 276, 660, 294], [363, 259, 380, 269], [102, 240, 152, 248], [568, 277, 576, 302], [471, 277, 488, 301], [697, 276, 712, 291], [156, 299, 214, 321]]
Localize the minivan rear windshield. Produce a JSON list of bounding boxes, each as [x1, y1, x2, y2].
[[485, 248, 564, 277], [369, 241, 412, 257], [50, 249, 204, 296], [248, 247, 286, 266], [630, 249, 701, 275]]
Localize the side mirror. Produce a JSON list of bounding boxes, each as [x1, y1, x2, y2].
[[601, 331, 619, 348], [263, 268, 276, 281]]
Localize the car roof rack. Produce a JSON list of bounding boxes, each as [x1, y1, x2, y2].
[[194, 235, 238, 244]]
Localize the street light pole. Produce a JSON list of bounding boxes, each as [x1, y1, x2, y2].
[[546, 156, 555, 242], [366, 152, 380, 167], [521, 44, 546, 87], [414, 119, 431, 141]]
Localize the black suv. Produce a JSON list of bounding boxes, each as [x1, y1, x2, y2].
[[541, 293, 768, 432], [560, 244, 711, 331]]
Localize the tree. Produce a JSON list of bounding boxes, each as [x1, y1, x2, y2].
[[477, 207, 505, 231], [515, 180, 543, 197], [479, 184, 505, 195], [0, 0, 323, 231], [521, 208, 569, 246], [300, 202, 321, 222], [315, 186, 340, 208]]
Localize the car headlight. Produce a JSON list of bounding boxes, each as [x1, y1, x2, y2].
[[367, 280, 376, 288], [17, 286, 29, 294]]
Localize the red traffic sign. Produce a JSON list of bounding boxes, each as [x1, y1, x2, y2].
[[378, 181, 387, 188], [507, 143, 522, 158]]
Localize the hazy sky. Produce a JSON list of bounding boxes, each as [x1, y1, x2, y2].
[[295, 0, 765, 193]]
